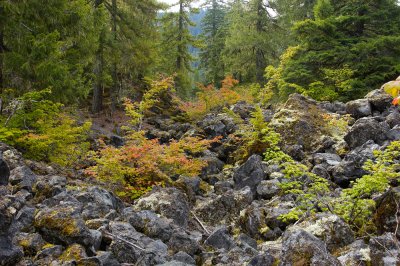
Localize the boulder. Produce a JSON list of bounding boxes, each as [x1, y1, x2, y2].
[[247, 252, 275, 266], [344, 117, 388, 149], [332, 141, 380, 187], [288, 213, 355, 252], [33, 175, 67, 200], [280, 229, 341, 266], [318, 101, 346, 114], [15, 232, 45, 257], [385, 109, 400, 128], [134, 187, 190, 228], [256, 179, 280, 200], [345, 99, 372, 118], [204, 226, 236, 251], [173, 251, 196, 265], [34, 203, 94, 247], [369, 233, 400, 266], [365, 89, 392, 112], [337, 240, 370, 266], [194, 187, 253, 225], [386, 125, 400, 141], [128, 210, 174, 242], [313, 153, 341, 166], [167, 230, 200, 256], [230, 101, 256, 120], [196, 113, 237, 138], [374, 187, 400, 239], [0, 157, 10, 186], [108, 221, 168, 265], [0, 235, 23, 266], [233, 155, 267, 192], [9, 166, 37, 192]]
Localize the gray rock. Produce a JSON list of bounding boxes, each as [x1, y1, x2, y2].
[[94, 251, 121, 266], [319, 101, 346, 114], [14, 233, 45, 257], [128, 210, 174, 242], [365, 89, 392, 112], [332, 141, 380, 187], [173, 251, 196, 265], [256, 179, 280, 200], [344, 117, 388, 149], [9, 166, 37, 192], [134, 187, 190, 228], [205, 226, 236, 251], [386, 125, 400, 140], [0, 235, 23, 266], [346, 99, 372, 118], [231, 101, 256, 120], [284, 144, 305, 161], [385, 109, 400, 128], [313, 153, 341, 166], [167, 230, 200, 256], [11, 206, 36, 233], [233, 155, 267, 192], [289, 213, 355, 252], [108, 221, 168, 265], [200, 152, 224, 180], [0, 157, 10, 186], [311, 164, 330, 179], [34, 202, 94, 248], [247, 252, 275, 266], [197, 113, 237, 138], [369, 233, 400, 266], [337, 240, 370, 266], [157, 261, 192, 266], [280, 229, 340, 266], [33, 175, 67, 199], [34, 244, 63, 260]]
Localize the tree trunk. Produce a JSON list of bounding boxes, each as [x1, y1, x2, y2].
[[92, 0, 105, 114], [176, 0, 184, 71], [110, 0, 118, 114], [255, 0, 266, 84]]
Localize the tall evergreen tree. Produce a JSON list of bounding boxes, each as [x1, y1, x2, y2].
[[159, 0, 201, 98], [267, 0, 400, 101], [223, 0, 279, 84], [1, 0, 98, 103], [199, 0, 227, 86]]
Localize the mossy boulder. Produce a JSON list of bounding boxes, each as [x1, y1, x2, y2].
[[34, 204, 94, 248]]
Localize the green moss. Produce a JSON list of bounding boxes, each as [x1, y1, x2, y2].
[[35, 207, 80, 237], [59, 244, 86, 262]]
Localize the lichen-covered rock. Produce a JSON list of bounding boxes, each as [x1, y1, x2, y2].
[[369, 233, 400, 266], [205, 226, 236, 251], [337, 240, 370, 266], [374, 187, 400, 239], [345, 99, 372, 118], [280, 229, 340, 266], [365, 89, 393, 112], [194, 187, 253, 225], [288, 213, 354, 252], [173, 251, 196, 265], [34, 203, 94, 248], [0, 235, 23, 266], [167, 230, 201, 256], [9, 166, 37, 192], [33, 175, 66, 200], [233, 155, 267, 193], [247, 252, 275, 266], [196, 113, 237, 138], [76, 186, 123, 220], [0, 143, 23, 170], [231, 101, 256, 120], [256, 179, 280, 200], [332, 140, 380, 187], [108, 221, 168, 265], [344, 117, 388, 149], [134, 187, 190, 228], [15, 232, 45, 257], [318, 101, 346, 114], [128, 210, 174, 242]]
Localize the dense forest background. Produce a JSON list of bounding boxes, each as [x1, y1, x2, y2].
[[2, 0, 400, 112]]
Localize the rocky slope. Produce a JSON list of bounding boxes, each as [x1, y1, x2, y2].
[[1, 89, 400, 266]]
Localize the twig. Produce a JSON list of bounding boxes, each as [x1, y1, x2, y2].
[[191, 211, 210, 235], [394, 198, 399, 237], [103, 231, 146, 251]]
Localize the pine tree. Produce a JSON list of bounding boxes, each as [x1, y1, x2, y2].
[[268, 0, 400, 101], [1, 0, 98, 103], [199, 0, 227, 86], [159, 0, 201, 98], [223, 0, 280, 84]]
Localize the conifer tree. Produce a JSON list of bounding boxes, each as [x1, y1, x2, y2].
[[268, 0, 400, 101], [223, 0, 279, 84], [159, 0, 201, 98], [199, 0, 227, 86]]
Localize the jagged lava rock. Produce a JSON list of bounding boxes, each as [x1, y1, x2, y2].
[[233, 154, 267, 193], [0, 156, 10, 186], [345, 99, 372, 118], [344, 117, 389, 149]]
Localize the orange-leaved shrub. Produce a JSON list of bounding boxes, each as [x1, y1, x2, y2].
[[180, 75, 254, 120], [86, 76, 219, 199]]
